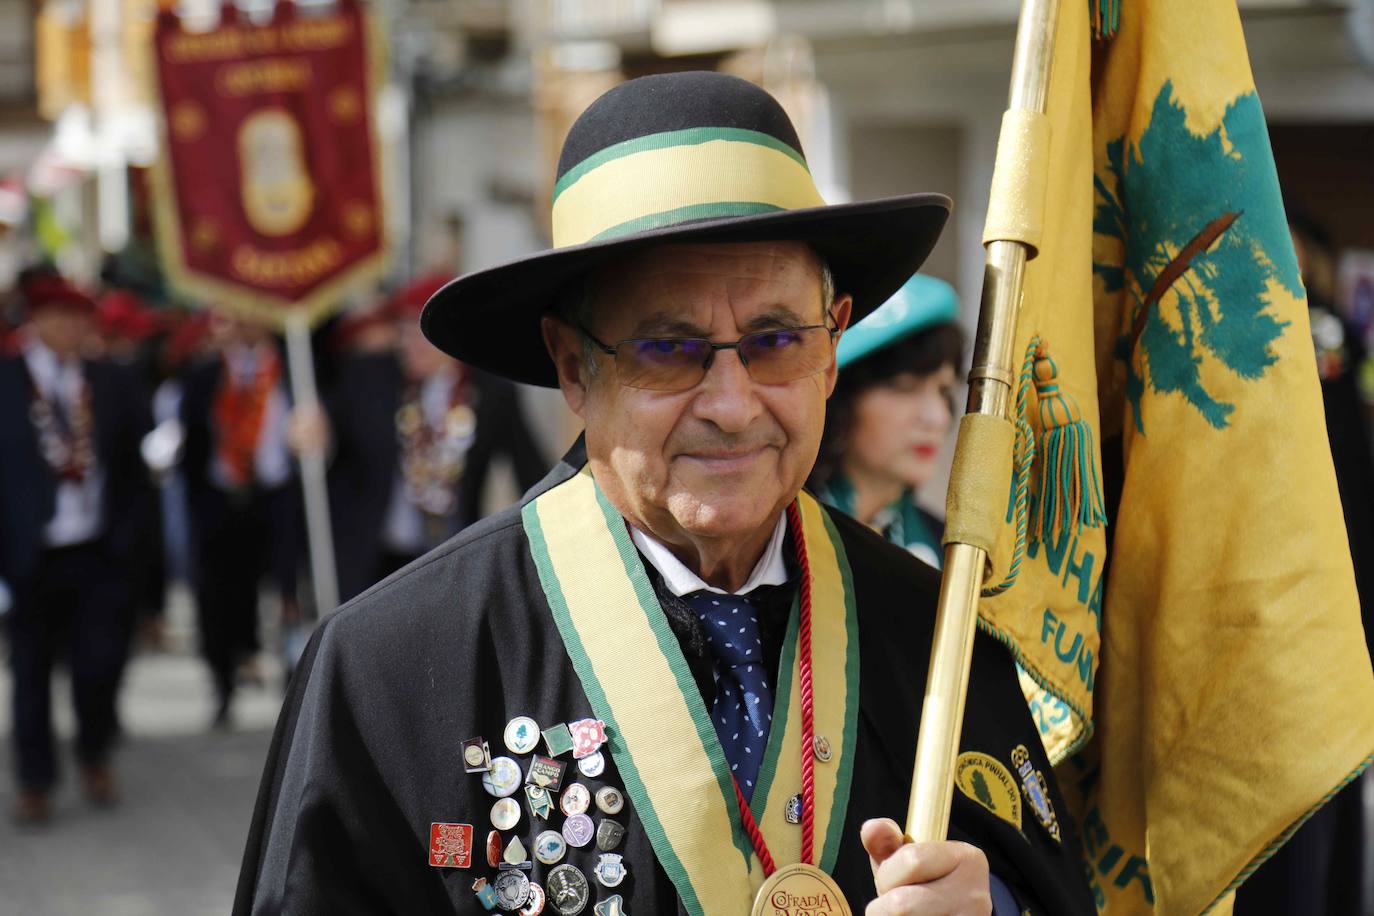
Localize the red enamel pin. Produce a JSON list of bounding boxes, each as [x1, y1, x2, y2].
[[568, 719, 607, 760], [429, 822, 474, 868], [487, 829, 503, 867]]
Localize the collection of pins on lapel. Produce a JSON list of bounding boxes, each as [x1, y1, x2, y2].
[[430, 714, 628, 915]]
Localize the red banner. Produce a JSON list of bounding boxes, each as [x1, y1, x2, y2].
[[151, 0, 387, 325]]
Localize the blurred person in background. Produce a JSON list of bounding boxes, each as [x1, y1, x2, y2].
[[810, 275, 963, 569], [149, 310, 214, 591], [180, 311, 302, 727], [308, 276, 548, 604], [0, 268, 154, 824], [96, 288, 170, 650], [96, 288, 166, 372]]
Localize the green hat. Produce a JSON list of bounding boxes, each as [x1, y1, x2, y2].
[[835, 274, 958, 369]]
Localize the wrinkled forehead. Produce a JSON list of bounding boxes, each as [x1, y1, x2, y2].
[[589, 240, 826, 332]]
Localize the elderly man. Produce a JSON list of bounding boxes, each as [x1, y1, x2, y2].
[[235, 73, 1091, 915]]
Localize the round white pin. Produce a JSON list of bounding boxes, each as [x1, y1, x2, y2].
[[504, 716, 541, 755], [595, 786, 624, 815], [491, 796, 521, 830], [576, 750, 606, 778], [560, 782, 591, 816], [482, 756, 522, 798]]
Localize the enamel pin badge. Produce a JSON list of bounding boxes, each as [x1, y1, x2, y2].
[[568, 718, 608, 759], [461, 737, 492, 774], [594, 893, 627, 916], [594, 853, 626, 888], [1010, 744, 1061, 842], [428, 822, 473, 868], [596, 818, 626, 851], [526, 755, 568, 791], [542, 723, 575, 758], [526, 785, 554, 820], [471, 877, 497, 911]]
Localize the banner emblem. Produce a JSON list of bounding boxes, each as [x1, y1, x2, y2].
[[151, 0, 388, 326]]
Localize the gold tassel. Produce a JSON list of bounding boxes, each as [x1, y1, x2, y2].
[[1092, 0, 1121, 41], [1032, 339, 1107, 541]]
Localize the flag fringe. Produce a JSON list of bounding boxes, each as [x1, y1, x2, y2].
[[1202, 752, 1374, 912], [974, 614, 1095, 765]]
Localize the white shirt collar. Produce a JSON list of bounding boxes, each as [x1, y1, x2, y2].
[[630, 513, 789, 597]]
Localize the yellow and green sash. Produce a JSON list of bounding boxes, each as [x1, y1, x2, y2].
[[523, 469, 859, 915]]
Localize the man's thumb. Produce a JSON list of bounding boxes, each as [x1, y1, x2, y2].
[[860, 818, 905, 873]]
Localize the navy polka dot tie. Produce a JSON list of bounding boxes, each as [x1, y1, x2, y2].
[[686, 591, 773, 801]]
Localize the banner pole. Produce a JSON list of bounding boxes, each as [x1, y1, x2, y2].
[[284, 311, 341, 617], [905, 0, 1060, 843]]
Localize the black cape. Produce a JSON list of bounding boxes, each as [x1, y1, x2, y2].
[[235, 443, 1093, 915]]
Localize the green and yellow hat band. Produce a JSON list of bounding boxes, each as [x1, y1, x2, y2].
[[550, 126, 827, 249]]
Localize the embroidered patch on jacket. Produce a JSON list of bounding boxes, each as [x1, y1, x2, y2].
[[954, 752, 1023, 830]]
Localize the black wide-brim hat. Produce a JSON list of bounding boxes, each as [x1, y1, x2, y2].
[[421, 71, 951, 388]]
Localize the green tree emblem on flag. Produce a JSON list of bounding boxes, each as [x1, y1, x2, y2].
[[1093, 81, 1301, 431]]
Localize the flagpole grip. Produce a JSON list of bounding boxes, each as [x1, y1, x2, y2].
[[906, 0, 1060, 844]]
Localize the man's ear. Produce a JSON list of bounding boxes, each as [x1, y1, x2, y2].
[[830, 294, 853, 333], [541, 315, 589, 418], [823, 293, 854, 397]]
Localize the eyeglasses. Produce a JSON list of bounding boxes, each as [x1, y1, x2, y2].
[[577, 320, 839, 392]]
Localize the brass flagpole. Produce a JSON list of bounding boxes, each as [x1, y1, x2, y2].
[[906, 0, 1060, 843]]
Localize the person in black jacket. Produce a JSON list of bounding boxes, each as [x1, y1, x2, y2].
[[321, 276, 548, 603], [0, 270, 154, 824], [180, 313, 302, 727]]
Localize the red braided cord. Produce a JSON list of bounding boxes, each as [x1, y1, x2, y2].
[[730, 501, 819, 878], [733, 775, 777, 876], [787, 500, 817, 866]]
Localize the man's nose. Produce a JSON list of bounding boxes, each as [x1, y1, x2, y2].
[[691, 347, 764, 433]]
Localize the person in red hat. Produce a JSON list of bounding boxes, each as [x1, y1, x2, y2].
[[310, 274, 548, 603], [96, 289, 164, 358], [0, 267, 155, 824], [95, 288, 172, 649]]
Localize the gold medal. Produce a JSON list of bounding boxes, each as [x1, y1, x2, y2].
[[750, 863, 852, 916]]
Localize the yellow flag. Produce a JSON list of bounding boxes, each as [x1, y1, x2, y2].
[[977, 2, 1374, 912]]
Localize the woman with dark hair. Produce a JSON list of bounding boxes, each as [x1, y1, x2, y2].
[[811, 275, 963, 568]]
